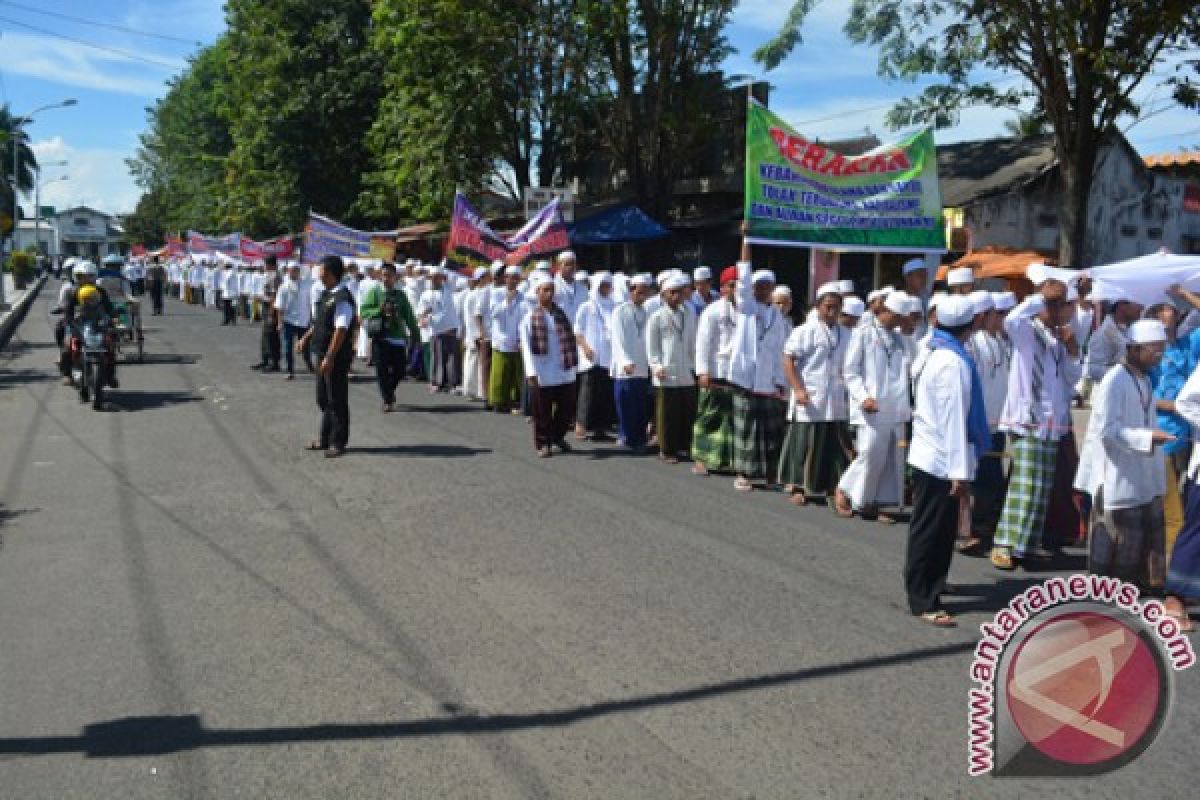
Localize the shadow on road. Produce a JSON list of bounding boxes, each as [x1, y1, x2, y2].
[[132, 353, 202, 366], [941, 577, 1055, 614], [112, 391, 202, 412], [351, 444, 491, 457], [0, 640, 974, 758], [0, 503, 40, 531], [0, 369, 58, 390]]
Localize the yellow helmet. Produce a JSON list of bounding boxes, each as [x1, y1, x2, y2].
[[76, 285, 100, 306]]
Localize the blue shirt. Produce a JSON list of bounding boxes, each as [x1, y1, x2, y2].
[[1150, 329, 1200, 455]]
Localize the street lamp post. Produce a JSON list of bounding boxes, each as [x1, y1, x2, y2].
[[2, 97, 77, 309], [34, 162, 68, 275]]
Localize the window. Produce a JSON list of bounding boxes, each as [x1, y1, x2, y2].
[[1120, 224, 1138, 238], [73, 217, 89, 228], [1037, 212, 1058, 229], [1147, 227, 1163, 240]]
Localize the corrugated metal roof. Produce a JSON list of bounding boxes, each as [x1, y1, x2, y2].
[[937, 136, 1057, 207]]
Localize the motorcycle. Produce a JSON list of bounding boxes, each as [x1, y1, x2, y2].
[[69, 316, 117, 410]]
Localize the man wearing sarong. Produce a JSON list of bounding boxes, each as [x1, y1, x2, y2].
[[991, 264, 1081, 570], [574, 272, 617, 441], [729, 232, 789, 492], [779, 281, 849, 505], [488, 266, 525, 413], [836, 291, 911, 522], [1163, 353, 1200, 631], [1075, 319, 1173, 599], [520, 273, 578, 457], [646, 273, 698, 463], [691, 266, 739, 476]]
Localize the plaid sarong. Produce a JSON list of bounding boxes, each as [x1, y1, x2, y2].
[[994, 435, 1058, 555], [778, 420, 853, 495], [530, 303, 578, 370], [691, 385, 735, 472], [732, 391, 786, 479]]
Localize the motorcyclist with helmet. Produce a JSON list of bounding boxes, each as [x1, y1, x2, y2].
[[59, 260, 118, 388]]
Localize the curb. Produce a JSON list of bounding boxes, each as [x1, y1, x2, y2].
[[0, 275, 48, 352]]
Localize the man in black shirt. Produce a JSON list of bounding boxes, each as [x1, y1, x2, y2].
[[299, 255, 355, 458]]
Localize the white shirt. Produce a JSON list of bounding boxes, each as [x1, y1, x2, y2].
[[575, 295, 615, 371], [1074, 364, 1164, 509], [966, 330, 1012, 431], [695, 297, 737, 382], [554, 275, 588, 326], [309, 279, 325, 319], [785, 317, 850, 422], [463, 287, 485, 342], [417, 283, 460, 336], [477, 283, 493, 341], [519, 307, 577, 387], [489, 289, 525, 352], [275, 278, 313, 328], [843, 318, 910, 426], [646, 303, 697, 387], [221, 268, 240, 296], [729, 261, 788, 395], [240, 271, 255, 295], [999, 295, 1081, 440], [1174, 365, 1200, 481], [610, 301, 650, 379], [908, 348, 976, 482], [1085, 316, 1127, 383]]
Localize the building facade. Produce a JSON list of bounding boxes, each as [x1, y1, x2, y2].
[[54, 206, 125, 261]]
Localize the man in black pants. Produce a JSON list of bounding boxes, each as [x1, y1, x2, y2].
[[360, 262, 421, 411], [300, 255, 355, 458], [146, 256, 166, 315], [252, 256, 283, 371]]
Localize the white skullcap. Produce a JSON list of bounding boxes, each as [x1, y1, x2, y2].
[[694, 266, 712, 281], [946, 267, 974, 287], [937, 295, 976, 327], [637, 272, 654, 285], [556, 250, 576, 262], [752, 269, 776, 285], [1026, 262, 1051, 285], [530, 272, 553, 289], [902, 258, 927, 275], [842, 297, 865, 317], [591, 271, 613, 287], [630, 274, 653, 288], [491, 259, 505, 270], [577, 269, 589, 281], [533, 260, 552, 272], [815, 281, 842, 299], [504, 265, 523, 277], [991, 291, 1017, 311], [772, 285, 792, 298], [905, 296, 924, 315], [867, 287, 894, 303], [929, 292, 949, 310], [884, 291, 910, 314], [455, 275, 469, 290], [1129, 319, 1167, 344], [969, 289, 994, 315], [472, 267, 488, 281], [428, 265, 445, 277], [837, 279, 855, 294], [656, 270, 672, 286], [1066, 285, 1079, 303], [663, 274, 689, 291]]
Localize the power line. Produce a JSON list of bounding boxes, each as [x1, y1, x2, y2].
[[0, 0, 202, 46], [0, 16, 185, 70]]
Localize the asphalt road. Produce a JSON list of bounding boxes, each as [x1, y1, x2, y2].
[[1, 285, 1196, 799]]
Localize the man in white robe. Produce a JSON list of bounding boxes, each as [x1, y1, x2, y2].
[[1075, 319, 1171, 591], [462, 267, 490, 401], [837, 291, 912, 522], [574, 272, 617, 440], [610, 274, 653, 452]]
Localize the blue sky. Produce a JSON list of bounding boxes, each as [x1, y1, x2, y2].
[[3, 0, 1197, 216]]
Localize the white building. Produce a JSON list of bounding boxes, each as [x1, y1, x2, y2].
[[54, 206, 125, 261], [12, 216, 60, 257]]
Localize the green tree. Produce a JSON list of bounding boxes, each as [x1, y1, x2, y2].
[[1, 104, 40, 231], [756, 0, 1200, 266], [223, 0, 383, 235]]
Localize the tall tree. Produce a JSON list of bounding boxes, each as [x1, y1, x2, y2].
[[755, 0, 1200, 266], [1, 104, 40, 228], [223, 0, 383, 235]]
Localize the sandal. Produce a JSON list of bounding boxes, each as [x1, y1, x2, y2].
[[691, 463, 709, 476], [990, 547, 1016, 571], [1164, 599, 1196, 633], [788, 492, 808, 507], [875, 513, 897, 525], [734, 477, 754, 492], [305, 441, 324, 452], [957, 536, 988, 555], [832, 492, 854, 518], [919, 611, 957, 628]]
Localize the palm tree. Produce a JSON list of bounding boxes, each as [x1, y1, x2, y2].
[[1, 104, 40, 223]]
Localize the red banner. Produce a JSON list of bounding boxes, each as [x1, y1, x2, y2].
[[131, 244, 147, 257], [263, 237, 295, 258], [167, 235, 185, 257], [240, 238, 265, 261]]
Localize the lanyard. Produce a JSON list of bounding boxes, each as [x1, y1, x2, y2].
[[1123, 365, 1152, 419]]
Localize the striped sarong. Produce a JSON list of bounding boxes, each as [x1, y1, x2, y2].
[[778, 420, 853, 495], [732, 391, 786, 480], [994, 434, 1058, 555], [1089, 489, 1165, 591], [691, 385, 735, 473]]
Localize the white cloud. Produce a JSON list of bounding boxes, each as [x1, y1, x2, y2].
[[0, 31, 183, 97], [123, 0, 226, 42], [25, 136, 141, 215]]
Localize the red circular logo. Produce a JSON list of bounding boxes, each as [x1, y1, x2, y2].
[[1005, 611, 1164, 767]]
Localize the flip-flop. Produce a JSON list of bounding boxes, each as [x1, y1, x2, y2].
[[1165, 611, 1196, 633], [788, 493, 808, 507], [990, 548, 1016, 571], [691, 463, 709, 476], [875, 513, 897, 525], [734, 477, 754, 492], [305, 441, 324, 452], [919, 611, 956, 628]]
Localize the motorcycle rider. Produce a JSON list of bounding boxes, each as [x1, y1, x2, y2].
[[60, 260, 118, 388]]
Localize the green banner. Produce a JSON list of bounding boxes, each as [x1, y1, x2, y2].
[[744, 99, 944, 252]]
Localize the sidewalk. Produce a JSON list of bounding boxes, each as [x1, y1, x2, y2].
[[0, 272, 48, 351]]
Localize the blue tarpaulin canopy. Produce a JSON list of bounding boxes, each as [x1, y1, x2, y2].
[[568, 204, 669, 245]]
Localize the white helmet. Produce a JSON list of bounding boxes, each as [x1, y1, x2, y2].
[[73, 260, 98, 278]]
